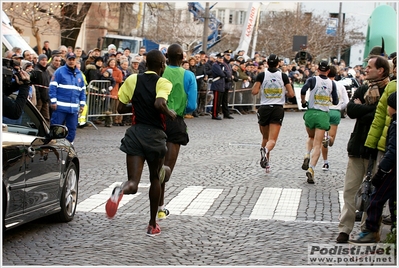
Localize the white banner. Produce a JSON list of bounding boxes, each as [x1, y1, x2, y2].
[[236, 2, 261, 56]]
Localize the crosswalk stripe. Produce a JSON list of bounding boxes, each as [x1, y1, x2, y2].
[[164, 186, 204, 214], [249, 188, 302, 220], [249, 187, 282, 219], [77, 182, 140, 213], [273, 188, 302, 221], [181, 188, 223, 216]]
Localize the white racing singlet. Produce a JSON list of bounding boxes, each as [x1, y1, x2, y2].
[[307, 76, 333, 112], [260, 70, 286, 105]]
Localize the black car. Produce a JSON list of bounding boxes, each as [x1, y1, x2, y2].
[[2, 100, 80, 230]]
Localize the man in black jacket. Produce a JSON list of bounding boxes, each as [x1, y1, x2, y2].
[[30, 54, 51, 124], [336, 55, 390, 243], [221, 49, 234, 119]]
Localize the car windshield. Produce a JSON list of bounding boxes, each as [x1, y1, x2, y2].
[[2, 101, 46, 137]]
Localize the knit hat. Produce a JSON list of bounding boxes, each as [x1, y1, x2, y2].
[[38, 54, 48, 61], [108, 44, 116, 51], [22, 61, 33, 70], [387, 91, 396, 110]]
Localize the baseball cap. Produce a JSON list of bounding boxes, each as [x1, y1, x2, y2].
[[92, 47, 101, 52], [12, 54, 23, 59], [108, 44, 117, 50], [267, 54, 278, 64], [66, 52, 77, 59], [51, 50, 61, 56], [94, 56, 104, 63]]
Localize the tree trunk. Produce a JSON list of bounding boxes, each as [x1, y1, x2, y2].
[[54, 2, 92, 48], [32, 21, 42, 55], [61, 28, 81, 49]]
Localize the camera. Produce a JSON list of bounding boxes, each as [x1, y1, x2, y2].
[[2, 58, 28, 96]]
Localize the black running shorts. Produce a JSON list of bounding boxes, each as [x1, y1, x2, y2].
[[257, 105, 284, 126], [164, 116, 189, 146], [120, 124, 167, 162]]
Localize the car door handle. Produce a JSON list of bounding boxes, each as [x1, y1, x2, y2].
[[27, 146, 35, 158]]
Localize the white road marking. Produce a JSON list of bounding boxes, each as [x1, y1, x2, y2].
[[249, 187, 282, 220], [249, 188, 302, 221], [77, 182, 140, 213], [182, 188, 223, 216], [78, 184, 341, 222], [164, 186, 204, 215]]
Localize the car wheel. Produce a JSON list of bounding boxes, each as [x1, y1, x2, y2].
[[56, 162, 78, 222]]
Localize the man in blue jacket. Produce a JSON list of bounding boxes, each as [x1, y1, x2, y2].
[[49, 52, 86, 143]]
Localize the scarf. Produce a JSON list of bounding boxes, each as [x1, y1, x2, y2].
[[364, 77, 390, 105]]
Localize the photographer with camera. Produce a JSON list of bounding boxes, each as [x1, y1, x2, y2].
[[3, 58, 31, 120], [295, 44, 313, 66]]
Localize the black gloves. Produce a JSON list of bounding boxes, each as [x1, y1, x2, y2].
[[371, 169, 389, 188], [301, 102, 308, 108]]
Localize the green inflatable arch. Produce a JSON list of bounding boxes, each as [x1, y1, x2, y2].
[[363, 5, 397, 62]]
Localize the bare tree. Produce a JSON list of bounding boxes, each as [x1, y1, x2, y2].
[[3, 2, 92, 50], [3, 2, 60, 54], [254, 10, 365, 62], [48, 3, 92, 48], [141, 3, 203, 51]]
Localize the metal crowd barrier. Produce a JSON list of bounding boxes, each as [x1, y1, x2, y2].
[[204, 80, 307, 114], [204, 80, 258, 115], [84, 80, 132, 129]]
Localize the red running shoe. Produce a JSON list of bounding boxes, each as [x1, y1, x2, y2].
[[105, 186, 123, 219], [146, 223, 161, 237]]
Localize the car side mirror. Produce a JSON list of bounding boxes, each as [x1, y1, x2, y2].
[[49, 125, 68, 139]]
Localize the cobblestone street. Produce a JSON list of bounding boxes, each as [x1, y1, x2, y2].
[[2, 111, 395, 266]]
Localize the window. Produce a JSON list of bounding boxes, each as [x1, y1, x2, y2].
[[258, 11, 265, 24], [218, 9, 225, 24], [238, 11, 246, 25]]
